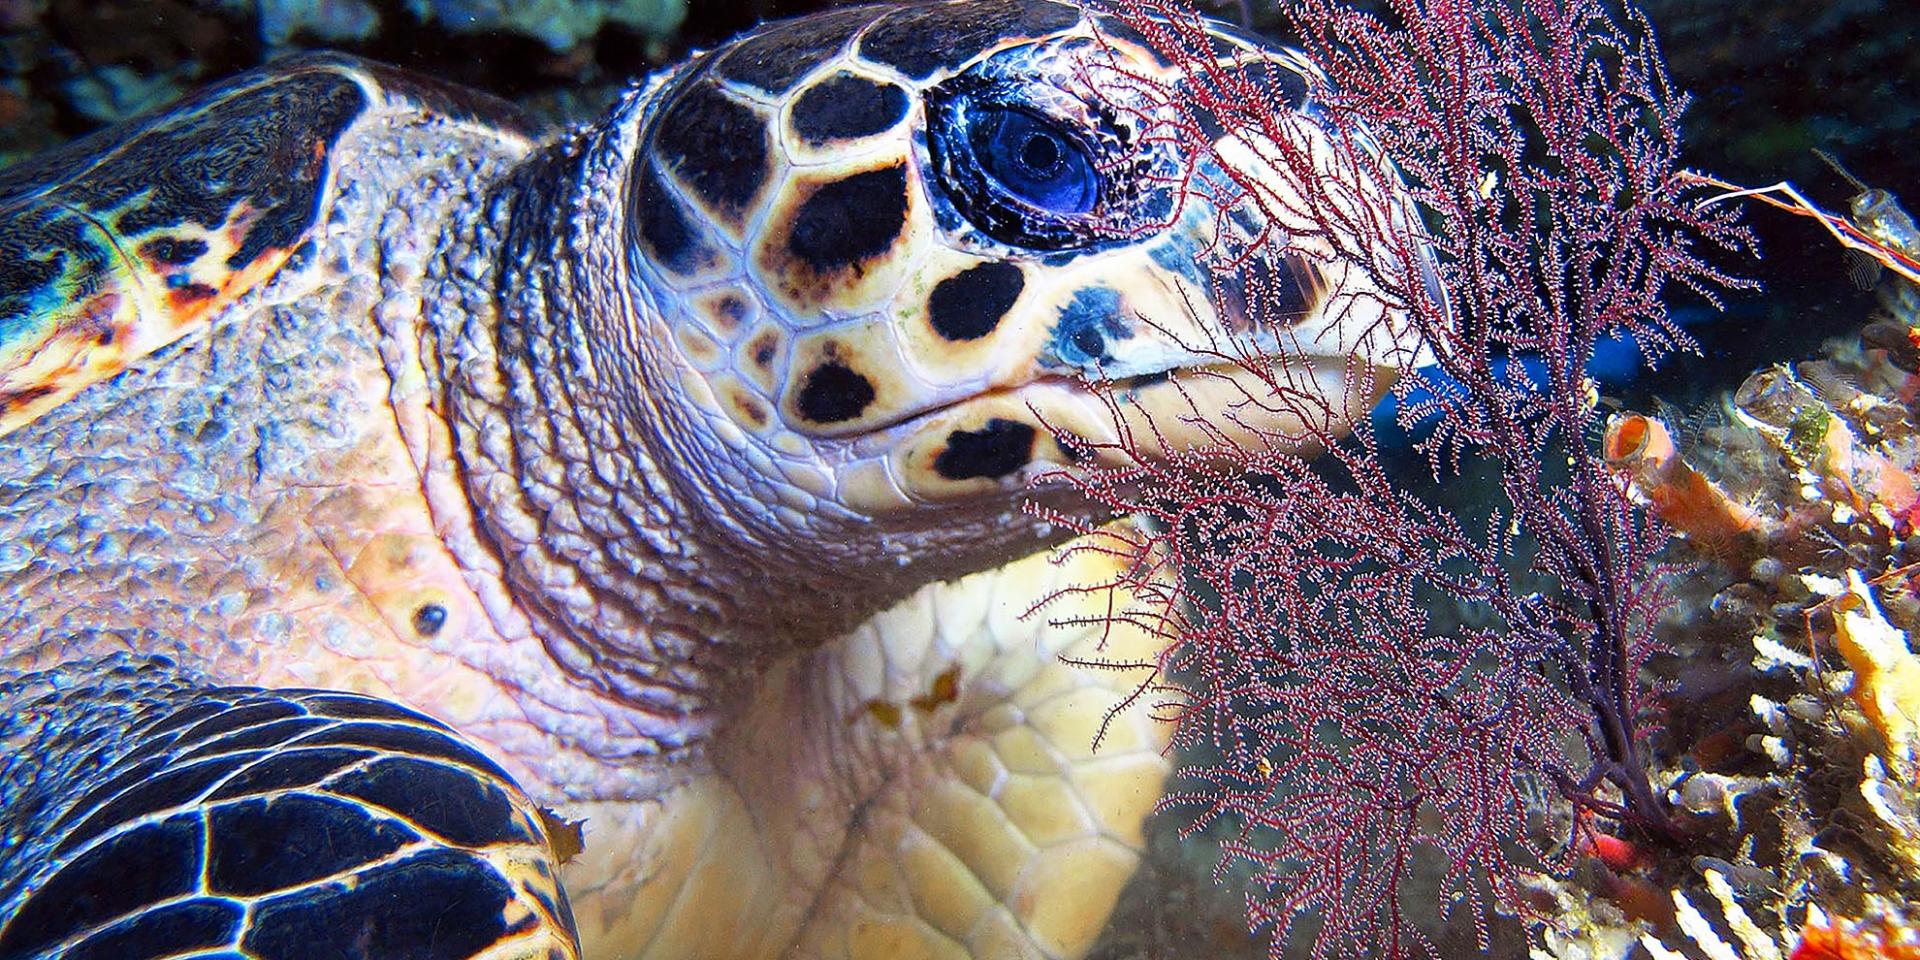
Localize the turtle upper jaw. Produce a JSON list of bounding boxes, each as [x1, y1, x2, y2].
[[838, 349, 1393, 504]]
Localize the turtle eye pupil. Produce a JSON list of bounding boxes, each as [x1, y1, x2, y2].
[[971, 107, 1098, 214], [1021, 133, 1059, 171]]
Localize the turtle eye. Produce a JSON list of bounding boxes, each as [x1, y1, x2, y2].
[[925, 79, 1122, 251], [971, 107, 1098, 214]]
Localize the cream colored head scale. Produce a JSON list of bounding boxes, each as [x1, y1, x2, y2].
[[0, 1, 1421, 958]]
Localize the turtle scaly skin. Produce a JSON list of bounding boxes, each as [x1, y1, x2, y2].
[[0, 3, 1426, 958]]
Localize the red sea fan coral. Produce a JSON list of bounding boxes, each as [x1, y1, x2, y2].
[[1037, 0, 1754, 956]]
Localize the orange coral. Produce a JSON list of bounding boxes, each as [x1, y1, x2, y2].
[[1828, 571, 1920, 762], [1791, 914, 1920, 960]]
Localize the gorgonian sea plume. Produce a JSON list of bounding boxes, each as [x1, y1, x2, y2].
[[1032, 0, 1755, 956]]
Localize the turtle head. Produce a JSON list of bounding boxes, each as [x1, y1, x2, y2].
[[476, 0, 1425, 642], [620, 1, 1424, 610]]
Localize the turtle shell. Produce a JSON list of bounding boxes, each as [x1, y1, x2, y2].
[[0, 53, 534, 438]]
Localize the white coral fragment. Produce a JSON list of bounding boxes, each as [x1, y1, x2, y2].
[[1751, 694, 1790, 735], [1752, 633, 1814, 672], [1802, 572, 1847, 598], [1704, 869, 1783, 960], [1669, 881, 1742, 960], [1643, 870, 1785, 960]]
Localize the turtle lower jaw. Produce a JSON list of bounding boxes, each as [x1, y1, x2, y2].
[[1079, 354, 1394, 459], [844, 354, 1394, 508]]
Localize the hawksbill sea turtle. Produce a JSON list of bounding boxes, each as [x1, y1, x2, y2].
[[0, 2, 1423, 957]]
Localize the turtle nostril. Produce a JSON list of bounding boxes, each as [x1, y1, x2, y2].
[[1049, 287, 1127, 369], [1071, 325, 1105, 359]]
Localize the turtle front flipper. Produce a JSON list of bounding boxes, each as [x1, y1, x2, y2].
[[561, 524, 1173, 960], [0, 654, 580, 960]]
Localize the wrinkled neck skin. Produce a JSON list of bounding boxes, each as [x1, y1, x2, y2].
[[418, 83, 1084, 775]]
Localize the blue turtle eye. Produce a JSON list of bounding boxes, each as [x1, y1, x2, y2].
[[971, 107, 1099, 214], [925, 79, 1138, 250]]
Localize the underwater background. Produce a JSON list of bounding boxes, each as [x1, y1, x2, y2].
[[1, 1, 1915, 958]]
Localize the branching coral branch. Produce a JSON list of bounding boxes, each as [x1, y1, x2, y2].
[[1033, 0, 1757, 956]]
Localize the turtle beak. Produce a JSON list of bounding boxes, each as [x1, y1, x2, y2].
[[1029, 91, 1432, 461], [975, 126, 1426, 462], [862, 230, 1420, 505]]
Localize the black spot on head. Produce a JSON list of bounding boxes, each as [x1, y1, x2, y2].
[[934, 418, 1037, 480], [208, 794, 419, 896], [711, 293, 750, 332], [412, 603, 447, 636], [732, 391, 770, 429], [787, 164, 909, 274], [860, 0, 1083, 79], [653, 79, 769, 225], [326, 756, 527, 848], [138, 236, 208, 266], [64, 898, 243, 960], [928, 261, 1025, 341], [0, 813, 203, 960], [797, 361, 876, 424], [628, 159, 716, 277], [790, 72, 910, 144], [243, 849, 517, 960], [750, 331, 780, 369], [717, 5, 878, 95]]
